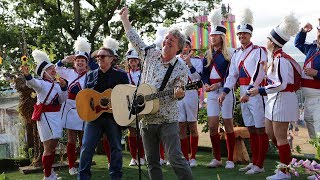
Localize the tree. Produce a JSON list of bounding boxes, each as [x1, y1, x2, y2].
[[8, 0, 221, 59], [0, 0, 222, 165]]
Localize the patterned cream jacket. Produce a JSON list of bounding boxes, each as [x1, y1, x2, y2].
[[126, 28, 188, 125]]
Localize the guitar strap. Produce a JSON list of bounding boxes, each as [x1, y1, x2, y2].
[[43, 82, 55, 105], [159, 59, 178, 91]]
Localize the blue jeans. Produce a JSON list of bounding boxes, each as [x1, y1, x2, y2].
[[78, 115, 123, 180]]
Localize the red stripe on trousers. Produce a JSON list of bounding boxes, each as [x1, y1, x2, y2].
[[42, 154, 54, 177], [256, 133, 269, 168], [278, 144, 292, 165], [210, 134, 221, 161], [249, 132, 258, 165], [180, 137, 189, 160], [67, 143, 76, 169], [129, 137, 138, 159], [102, 137, 111, 163], [226, 132, 235, 161], [160, 143, 165, 160], [190, 136, 199, 159]]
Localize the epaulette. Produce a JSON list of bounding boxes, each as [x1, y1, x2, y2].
[[252, 45, 260, 49], [259, 46, 267, 53]]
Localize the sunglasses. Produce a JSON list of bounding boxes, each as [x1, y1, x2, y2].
[[96, 55, 113, 59]]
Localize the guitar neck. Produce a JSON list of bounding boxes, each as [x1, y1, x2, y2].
[[145, 89, 174, 101], [143, 81, 201, 102]]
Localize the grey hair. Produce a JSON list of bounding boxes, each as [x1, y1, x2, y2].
[[167, 28, 186, 50]]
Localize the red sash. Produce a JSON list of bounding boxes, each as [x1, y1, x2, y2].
[[301, 51, 320, 89], [128, 69, 140, 86], [42, 104, 62, 112], [303, 51, 320, 69], [31, 83, 54, 121], [67, 72, 86, 100], [275, 51, 302, 92], [210, 78, 223, 84], [208, 51, 222, 76], [238, 47, 256, 81], [301, 78, 320, 89]]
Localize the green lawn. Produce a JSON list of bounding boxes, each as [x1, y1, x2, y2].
[[2, 151, 310, 180]]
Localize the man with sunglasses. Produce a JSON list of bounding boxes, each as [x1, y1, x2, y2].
[[78, 42, 129, 180], [294, 19, 320, 139]]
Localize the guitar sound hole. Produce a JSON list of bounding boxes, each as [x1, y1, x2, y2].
[[100, 98, 109, 107], [135, 95, 145, 107], [130, 95, 145, 115]]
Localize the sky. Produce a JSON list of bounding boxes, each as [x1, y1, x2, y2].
[[82, 0, 318, 62], [221, 0, 319, 62]]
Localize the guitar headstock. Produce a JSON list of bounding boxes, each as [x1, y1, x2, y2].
[[185, 80, 203, 90]]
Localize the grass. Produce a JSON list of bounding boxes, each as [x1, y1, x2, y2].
[[2, 151, 310, 180]]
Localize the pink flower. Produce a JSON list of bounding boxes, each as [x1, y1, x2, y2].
[[294, 171, 299, 177], [312, 160, 319, 167], [298, 160, 304, 165], [294, 162, 301, 167], [291, 158, 297, 164], [303, 160, 311, 168]]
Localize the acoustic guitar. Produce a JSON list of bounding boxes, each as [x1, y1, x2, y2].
[[111, 81, 202, 126], [76, 89, 112, 122]]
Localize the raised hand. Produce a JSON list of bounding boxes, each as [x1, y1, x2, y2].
[[21, 65, 30, 76], [203, 83, 211, 92], [58, 77, 67, 88], [62, 55, 76, 64], [119, 7, 132, 31], [303, 23, 313, 33], [119, 7, 129, 21], [181, 53, 192, 66]]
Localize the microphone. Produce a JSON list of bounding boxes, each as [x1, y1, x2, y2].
[[142, 44, 156, 51]]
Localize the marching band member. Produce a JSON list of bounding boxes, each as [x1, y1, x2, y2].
[[202, 9, 235, 169], [78, 36, 129, 180], [294, 18, 320, 139], [218, 8, 269, 175], [177, 23, 203, 167], [55, 37, 91, 175], [125, 45, 145, 166], [248, 13, 301, 179], [21, 49, 67, 180], [120, 7, 194, 180]]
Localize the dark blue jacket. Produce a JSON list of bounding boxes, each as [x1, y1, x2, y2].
[[294, 30, 320, 79], [202, 51, 230, 85]]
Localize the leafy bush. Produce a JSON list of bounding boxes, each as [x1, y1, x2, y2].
[[309, 138, 320, 159], [295, 145, 302, 154]]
